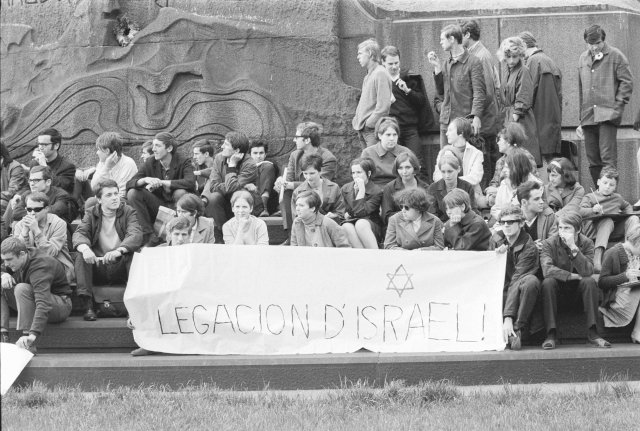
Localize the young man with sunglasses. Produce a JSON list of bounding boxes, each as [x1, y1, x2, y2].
[[490, 204, 540, 350], [29, 128, 77, 194]]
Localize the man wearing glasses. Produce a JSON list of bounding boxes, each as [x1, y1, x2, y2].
[[29, 128, 76, 195], [73, 179, 143, 321], [3, 166, 77, 237], [491, 205, 540, 350]]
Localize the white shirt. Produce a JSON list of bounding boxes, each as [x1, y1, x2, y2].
[[91, 154, 138, 198]]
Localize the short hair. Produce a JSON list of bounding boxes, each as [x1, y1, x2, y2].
[[358, 38, 381, 63], [394, 188, 430, 213], [584, 24, 606, 43], [443, 188, 471, 213], [351, 157, 376, 177], [192, 139, 213, 157], [393, 152, 421, 177], [154, 132, 176, 154], [451, 117, 473, 142], [96, 132, 124, 156], [177, 193, 205, 218], [1, 140, 13, 166], [230, 190, 254, 208], [30, 165, 53, 181], [39, 128, 62, 147], [296, 122, 322, 147], [518, 31, 537, 48], [599, 166, 619, 182], [249, 140, 268, 153], [499, 204, 524, 222], [225, 131, 250, 154], [498, 37, 526, 62], [438, 153, 461, 171], [1, 237, 28, 257], [441, 24, 463, 45], [142, 140, 153, 154], [380, 45, 400, 61], [506, 148, 534, 187], [25, 191, 49, 207], [516, 180, 543, 203], [547, 157, 578, 187], [301, 154, 323, 172], [375, 116, 400, 138], [625, 225, 640, 246], [94, 179, 119, 198], [498, 122, 528, 148], [166, 215, 191, 233], [296, 190, 322, 213], [557, 211, 582, 232], [460, 20, 481, 41]]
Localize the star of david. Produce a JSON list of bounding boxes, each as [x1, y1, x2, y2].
[[386, 264, 414, 297]]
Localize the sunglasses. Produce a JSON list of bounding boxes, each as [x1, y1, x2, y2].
[[498, 219, 520, 226], [26, 206, 46, 213]]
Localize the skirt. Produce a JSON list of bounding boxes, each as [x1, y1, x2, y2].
[[599, 286, 640, 327]]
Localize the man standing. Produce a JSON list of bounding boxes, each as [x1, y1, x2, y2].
[[428, 24, 486, 148], [381, 45, 434, 180], [517, 180, 558, 250], [577, 24, 633, 185], [460, 20, 502, 186], [126, 132, 195, 246], [490, 205, 540, 350], [1, 237, 73, 354], [519, 31, 563, 163], [352, 38, 393, 148], [73, 180, 143, 321], [29, 128, 76, 194]]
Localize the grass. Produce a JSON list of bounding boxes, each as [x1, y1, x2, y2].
[[1, 379, 638, 431]]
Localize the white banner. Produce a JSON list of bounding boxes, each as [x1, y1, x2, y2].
[[125, 245, 507, 355], [1, 343, 34, 396]]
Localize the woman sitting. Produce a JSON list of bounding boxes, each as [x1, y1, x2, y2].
[[545, 157, 585, 216], [361, 117, 416, 188], [291, 154, 344, 221], [427, 153, 477, 222], [384, 188, 444, 250], [433, 117, 485, 207], [222, 190, 269, 245], [175, 193, 216, 244], [381, 152, 429, 225], [291, 190, 350, 248], [485, 122, 538, 207], [339, 158, 384, 249], [491, 148, 541, 222], [598, 225, 640, 344], [443, 188, 491, 251]]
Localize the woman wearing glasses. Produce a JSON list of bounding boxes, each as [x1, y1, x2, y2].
[[222, 190, 269, 245], [384, 188, 444, 250], [170, 193, 216, 244]]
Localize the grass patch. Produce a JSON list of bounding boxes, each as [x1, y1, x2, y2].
[[2, 380, 638, 431]]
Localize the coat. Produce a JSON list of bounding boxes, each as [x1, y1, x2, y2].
[[381, 177, 430, 225], [285, 147, 337, 188], [127, 153, 195, 201], [541, 233, 595, 281], [384, 212, 444, 250], [545, 182, 585, 216], [1, 160, 27, 202], [29, 155, 76, 194], [467, 40, 502, 135], [525, 49, 562, 155], [290, 213, 350, 248], [72, 202, 143, 253], [191, 217, 216, 244], [339, 180, 383, 229], [490, 229, 539, 290], [501, 61, 541, 166], [361, 143, 416, 188], [292, 179, 345, 219], [426, 178, 477, 222], [10, 185, 78, 224], [444, 210, 491, 251]]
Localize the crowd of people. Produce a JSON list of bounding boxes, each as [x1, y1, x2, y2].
[[1, 21, 640, 356]]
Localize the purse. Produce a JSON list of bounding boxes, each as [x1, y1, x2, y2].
[[93, 285, 128, 318]]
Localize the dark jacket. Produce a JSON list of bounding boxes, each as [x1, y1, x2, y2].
[[390, 72, 437, 133], [30, 155, 76, 194], [4, 249, 71, 335], [72, 202, 143, 253], [339, 180, 383, 228], [444, 210, 491, 251], [285, 147, 337, 189], [292, 179, 345, 218], [127, 153, 195, 200], [426, 178, 477, 222], [598, 243, 633, 307], [381, 177, 430, 225], [11, 185, 78, 224], [490, 229, 539, 291], [204, 153, 257, 197], [524, 207, 558, 242], [541, 233, 595, 281], [384, 212, 444, 250], [1, 160, 28, 201]]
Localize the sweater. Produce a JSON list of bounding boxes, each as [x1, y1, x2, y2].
[[352, 64, 393, 130]]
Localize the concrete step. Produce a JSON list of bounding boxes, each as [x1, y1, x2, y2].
[[14, 345, 640, 390]]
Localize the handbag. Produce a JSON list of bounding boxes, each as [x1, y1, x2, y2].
[[93, 285, 128, 318]]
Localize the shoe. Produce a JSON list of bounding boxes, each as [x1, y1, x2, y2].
[[508, 330, 522, 351], [84, 308, 97, 321], [631, 337, 640, 344], [587, 337, 611, 348], [1, 332, 9, 343], [131, 347, 154, 356], [542, 337, 556, 350]]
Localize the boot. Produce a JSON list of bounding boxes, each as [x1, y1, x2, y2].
[[594, 247, 604, 273], [82, 296, 97, 321]]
